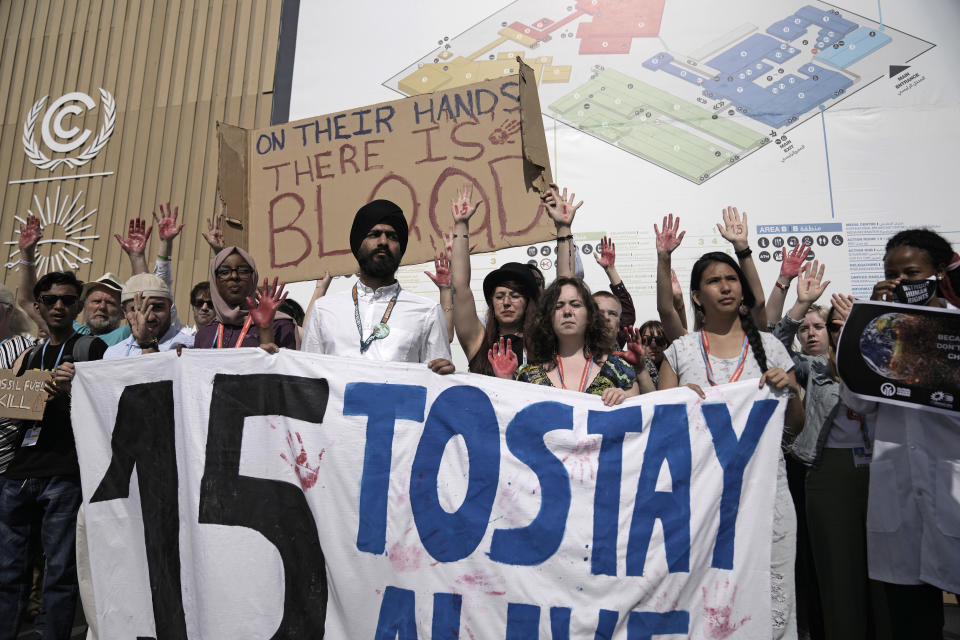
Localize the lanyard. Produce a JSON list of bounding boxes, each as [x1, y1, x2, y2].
[[700, 331, 750, 386], [846, 408, 872, 450], [353, 283, 399, 353], [214, 317, 253, 349], [556, 354, 593, 392], [40, 332, 77, 371]]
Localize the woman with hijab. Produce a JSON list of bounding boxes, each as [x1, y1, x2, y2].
[[491, 277, 639, 407], [195, 246, 296, 351]]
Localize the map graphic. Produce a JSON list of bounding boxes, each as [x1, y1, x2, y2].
[[387, 1, 934, 183]]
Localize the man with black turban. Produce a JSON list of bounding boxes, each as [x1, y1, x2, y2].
[[301, 200, 454, 373]]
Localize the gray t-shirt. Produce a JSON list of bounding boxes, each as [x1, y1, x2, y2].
[[664, 330, 794, 386]]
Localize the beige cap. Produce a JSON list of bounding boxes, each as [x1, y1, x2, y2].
[[120, 273, 172, 304], [81, 272, 123, 301]]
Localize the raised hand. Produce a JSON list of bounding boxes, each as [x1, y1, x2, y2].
[[796, 259, 830, 305], [717, 206, 749, 252], [129, 292, 161, 347], [654, 213, 685, 255], [593, 236, 616, 269], [780, 243, 811, 279], [542, 183, 582, 228], [114, 217, 153, 257], [153, 202, 184, 241], [424, 249, 451, 288], [622, 326, 645, 366], [831, 292, 856, 323], [247, 277, 288, 328], [18, 215, 43, 259], [487, 337, 518, 379], [451, 184, 481, 223], [202, 213, 225, 253]]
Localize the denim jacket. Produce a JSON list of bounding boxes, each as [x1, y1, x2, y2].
[[773, 314, 840, 464]]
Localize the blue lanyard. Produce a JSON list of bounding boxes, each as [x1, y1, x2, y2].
[[40, 332, 77, 371]]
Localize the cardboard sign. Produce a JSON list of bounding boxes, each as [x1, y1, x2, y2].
[[218, 60, 554, 280], [73, 351, 785, 639], [0, 369, 49, 420], [838, 300, 960, 414]]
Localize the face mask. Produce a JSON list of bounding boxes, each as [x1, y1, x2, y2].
[[893, 276, 938, 305]]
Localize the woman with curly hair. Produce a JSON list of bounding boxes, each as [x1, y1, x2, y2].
[[658, 251, 805, 640], [490, 277, 639, 406]]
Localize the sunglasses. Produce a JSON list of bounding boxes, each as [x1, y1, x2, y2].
[[641, 334, 668, 347], [214, 265, 254, 279], [36, 294, 79, 307], [192, 298, 213, 309]]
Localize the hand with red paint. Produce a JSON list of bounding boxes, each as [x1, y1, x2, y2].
[[593, 236, 616, 269], [280, 430, 323, 490], [654, 213, 685, 256], [780, 242, 811, 279], [202, 212, 225, 254], [114, 217, 153, 258], [247, 277, 288, 328], [153, 201, 184, 241], [542, 183, 582, 229], [488, 337, 518, 379], [18, 215, 42, 262], [451, 184, 481, 224], [424, 249, 451, 289], [621, 326, 645, 367]]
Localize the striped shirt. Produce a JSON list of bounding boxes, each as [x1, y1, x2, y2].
[[0, 334, 37, 473]]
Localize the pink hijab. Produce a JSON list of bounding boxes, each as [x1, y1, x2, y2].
[[210, 246, 259, 326]]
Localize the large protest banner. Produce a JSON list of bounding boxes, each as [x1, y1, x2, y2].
[[838, 300, 960, 414], [217, 60, 554, 281], [73, 351, 785, 639]]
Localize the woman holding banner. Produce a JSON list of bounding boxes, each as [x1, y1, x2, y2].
[[658, 247, 805, 640], [490, 277, 639, 407], [194, 246, 296, 351]]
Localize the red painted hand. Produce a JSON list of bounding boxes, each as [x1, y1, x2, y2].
[[18, 215, 42, 257], [424, 249, 451, 288], [654, 213, 685, 255], [247, 277, 288, 328], [114, 217, 153, 256], [780, 243, 811, 279], [153, 201, 184, 241], [487, 337, 518, 379], [593, 236, 615, 268]]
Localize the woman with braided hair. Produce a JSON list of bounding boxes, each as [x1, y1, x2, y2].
[[658, 251, 805, 640]]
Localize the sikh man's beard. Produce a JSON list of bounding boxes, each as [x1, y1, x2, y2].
[[358, 248, 400, 278]]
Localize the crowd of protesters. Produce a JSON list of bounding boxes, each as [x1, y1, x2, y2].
[[0, 186, 957, 640]]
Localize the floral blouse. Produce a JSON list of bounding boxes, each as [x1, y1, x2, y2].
[[515, 354, 637, 395]]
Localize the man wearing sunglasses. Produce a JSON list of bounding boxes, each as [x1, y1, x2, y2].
[[189, 281, 215, 332], [0, 271, 107, 638]]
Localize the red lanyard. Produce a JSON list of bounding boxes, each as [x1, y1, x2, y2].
[[556, 355, 593, 392], [215, 316, 254, 349], [699, 331, 750, 386]]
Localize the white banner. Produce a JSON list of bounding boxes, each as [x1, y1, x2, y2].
[[73, 350, 785, 639]]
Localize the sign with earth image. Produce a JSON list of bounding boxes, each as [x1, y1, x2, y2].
[[838, 301, 960, 414]]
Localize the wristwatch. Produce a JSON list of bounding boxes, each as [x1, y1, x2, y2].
[[138, 338, 160, 350]]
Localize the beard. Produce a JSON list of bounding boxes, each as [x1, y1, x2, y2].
[[86, 312, 122, 334], [357, 246, 401, 278]]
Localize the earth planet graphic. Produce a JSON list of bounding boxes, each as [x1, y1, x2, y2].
[[859, 312, 905, 379]]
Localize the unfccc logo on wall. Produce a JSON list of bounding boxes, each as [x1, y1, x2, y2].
[[22, 89, 116, 170]]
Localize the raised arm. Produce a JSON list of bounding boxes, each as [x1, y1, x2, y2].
[[152, 202, 185, 327], [594, 236, 634, 348], [717, 206, 766, 329], [201, 212, 225, 255], [450, 184, 485, 358], [114, 216, 153, 275], [654, 214, 687, 342], [424, 240, 454, 343], [15, 215, 45, 331], [301, 271, 332, 330], [670, 268, 688, 330], [542, 184, 582, 279], [766, 243, 810, 328], [247, 277, 288, 353]]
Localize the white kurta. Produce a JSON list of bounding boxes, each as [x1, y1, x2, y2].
[[301, 281, 451, 364]]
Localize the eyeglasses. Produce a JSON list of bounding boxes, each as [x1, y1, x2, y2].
[[192, 298, 213, 309], [214, 265, 254, 279], [641, 334, 668, 347], [36, 294, 79, 307]]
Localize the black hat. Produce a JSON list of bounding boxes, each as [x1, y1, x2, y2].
[[482, 262, 540, 304], [350, 200, 409, 259]]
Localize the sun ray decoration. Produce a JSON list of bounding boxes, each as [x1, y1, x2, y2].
[[5, 187, 99, 274]]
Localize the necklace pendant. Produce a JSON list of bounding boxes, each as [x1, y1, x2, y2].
[[373, 322, 390, 339]]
